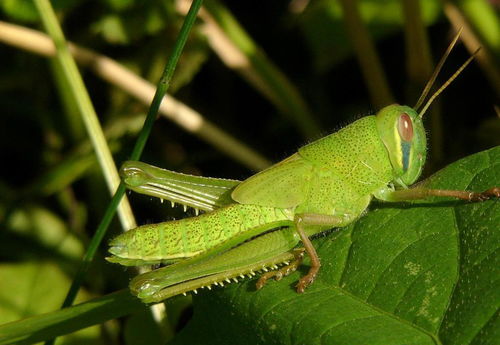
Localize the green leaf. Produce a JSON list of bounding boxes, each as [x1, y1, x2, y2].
[[0, 262, 101, 345], [6, 206, 84, 261], [170, 146, 500, 345]]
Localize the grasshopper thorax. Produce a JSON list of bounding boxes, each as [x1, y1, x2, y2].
[[375, 104, 427, 187]]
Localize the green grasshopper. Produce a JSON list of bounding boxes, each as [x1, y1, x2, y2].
[[107, 34, 499, 304]]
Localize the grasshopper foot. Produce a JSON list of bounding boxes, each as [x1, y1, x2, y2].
[[256, 249, 305, 290], [465, 187, 500, 201], [296, 273, 316, 293], [474, 187, 500, 201], [295, 250, 321, 293]]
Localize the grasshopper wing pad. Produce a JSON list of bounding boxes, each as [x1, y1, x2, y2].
[[232, 153, 313, 208], [121, 161, 240, 211]]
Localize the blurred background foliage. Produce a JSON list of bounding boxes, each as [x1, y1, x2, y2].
[[0, 0, 499, 344]]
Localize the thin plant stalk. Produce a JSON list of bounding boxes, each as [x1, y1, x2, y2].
[[0, 20, 270, 170], [39, 0, 204, 344], [0, 290, 143, 345], [33, 0, 136, 231], [401, 0, 444, 166], [338, 0, 394, 108], [443, 0, 500, 96], [202, 0, 320, 138]]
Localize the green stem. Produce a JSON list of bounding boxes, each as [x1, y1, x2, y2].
[[401, 0, 443, 167], [0, 290, 144, 345], [338, 0, 394, 108], [33, 0, 136, 231], [0, 20, 271, 170], [204, 0, 320, 138], [37, 0, 204, 343]]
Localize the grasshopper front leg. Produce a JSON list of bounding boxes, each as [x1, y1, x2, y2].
[[376, 186, 500, 202], [288, 185, 499, 292]]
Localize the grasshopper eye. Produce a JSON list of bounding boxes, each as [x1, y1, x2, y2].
[[376, 105, 426, 185], [398, 113, 413, 142]]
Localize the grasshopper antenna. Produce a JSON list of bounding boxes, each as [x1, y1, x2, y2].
[[414, 28, 463, 111], [418, 47, 480, 118]]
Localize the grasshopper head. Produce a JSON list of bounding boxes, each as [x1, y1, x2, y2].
[[375, 104, 427, 186]]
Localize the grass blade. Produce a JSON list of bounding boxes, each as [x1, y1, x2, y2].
[[33, 0, 136, 231], [34, 0, 204, 344], [0, 290, 144, 345], [0, 20, 270, 170], [338, 0, 394, 108], [202, 0, 320, 138]]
